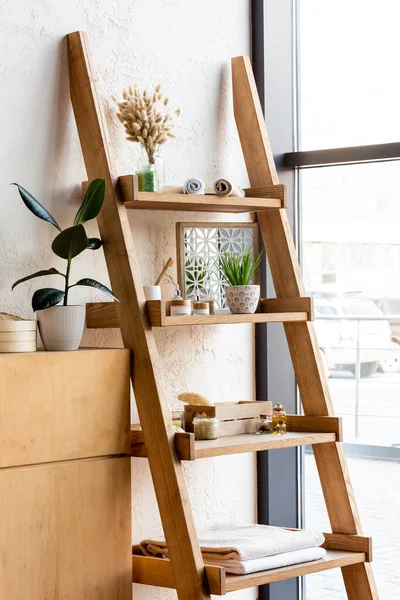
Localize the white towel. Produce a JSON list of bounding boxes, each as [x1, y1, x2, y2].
[[184, 178, 206, 195], [140, 524, 324, 562], [205, 546, 327, 575]]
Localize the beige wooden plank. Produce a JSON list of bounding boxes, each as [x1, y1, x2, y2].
[[342, 563, 380, 600], [261, 297, 314, 320], [0, 457, 132, 600], [0, 349, 130, 469], [131, 430, 337, 461], [68, 31, 208, 600], [87, 301, 120, 328], [323, 533, 372, 562], [286, 415, 343, 441], [86, 301, 310, 328], [132, 555, 224, 595], [225, 550, 366, 592], [231, 54, 379, 599]]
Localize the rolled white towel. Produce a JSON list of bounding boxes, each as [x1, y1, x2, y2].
[[184, 178, 206, 195], [214, 178, 245, 198]]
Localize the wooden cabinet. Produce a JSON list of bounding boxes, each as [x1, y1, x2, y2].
[[0, 349, 132, 600]]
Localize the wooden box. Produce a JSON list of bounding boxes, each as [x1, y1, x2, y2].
[[184, 401, 272, 436]]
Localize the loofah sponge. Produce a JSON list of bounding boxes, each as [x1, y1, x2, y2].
[[177, 392, 213, 406]]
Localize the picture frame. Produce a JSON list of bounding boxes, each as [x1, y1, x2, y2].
[[176, 222, 259, 309]]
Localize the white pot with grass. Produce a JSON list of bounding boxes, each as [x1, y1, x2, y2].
[[219, 250, 262, 314], [11, 179, 119, 351]]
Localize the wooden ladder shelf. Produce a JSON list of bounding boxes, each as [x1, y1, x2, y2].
[[67, 31, 379, 600]]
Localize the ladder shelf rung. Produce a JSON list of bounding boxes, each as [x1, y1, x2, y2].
[[86, 297, 313, 329], [82, 176, 288, 212], [132, 550, 367, 594], [130, 415, 342, 460]]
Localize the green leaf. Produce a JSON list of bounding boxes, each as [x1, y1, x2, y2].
[[71, 278, 119, 301], [74, 179, 106, 225], [52, 225, 88, 260], [87, 237, 103, 250], [219, 250, 263, 286], [12, 268, 64, 291], [11, 184, 61, 231], [32, 288, 65, 311]]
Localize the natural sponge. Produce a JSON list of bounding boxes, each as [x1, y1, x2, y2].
[[177, 392, 213, 406]]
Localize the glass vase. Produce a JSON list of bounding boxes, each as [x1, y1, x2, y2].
[[136, 146, 165, 192]]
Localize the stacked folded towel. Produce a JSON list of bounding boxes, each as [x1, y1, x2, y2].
[[139, 524, 326, 575]]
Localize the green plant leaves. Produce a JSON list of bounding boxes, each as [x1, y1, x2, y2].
[[74, 179, 106, 226], [87, 237, 103, 250], [71, 278, 119, 301], [12, 268, 64, 291], [12, 184, 61, 231], [52, 225, 88, 260], [32, 288, 65, 311], [219, 250, 263, 286]]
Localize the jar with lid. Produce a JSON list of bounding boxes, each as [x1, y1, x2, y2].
[[255, 413, 272, 435], [193, 295, 210, 316], [272, 403, 287, 434], [193, 415, 220, 440]]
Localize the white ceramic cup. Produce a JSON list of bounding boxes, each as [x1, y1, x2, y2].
[[144, 285, 162, 301]]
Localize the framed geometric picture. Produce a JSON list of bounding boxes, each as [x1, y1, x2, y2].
[[176, 222, 259, 309]]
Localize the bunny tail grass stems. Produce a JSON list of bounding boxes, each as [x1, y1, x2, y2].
[[115, 84, 181, 164], [219, 250, 262, 287]]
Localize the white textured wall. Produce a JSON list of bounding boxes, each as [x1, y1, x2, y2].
[[0, 1, 256, 598]]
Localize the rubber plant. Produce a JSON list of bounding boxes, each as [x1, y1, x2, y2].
[[11, 179, 118, 310]]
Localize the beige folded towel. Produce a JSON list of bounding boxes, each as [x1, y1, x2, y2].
[[140, 524, 324, 562]]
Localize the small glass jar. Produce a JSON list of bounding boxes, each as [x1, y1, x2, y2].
[[272, 403, 287, 434], [171, 410, 184, 429], [193, 416, 220, 440], [256, 413, 273, 435], [193, 299, 210, 316], [170, 299, 192, 316]]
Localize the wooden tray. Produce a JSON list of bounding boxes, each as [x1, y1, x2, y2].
[[184, 401, 272, 436]]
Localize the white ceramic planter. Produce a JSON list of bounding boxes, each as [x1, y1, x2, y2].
[[36, 305, 86, 351], [225, 285, 260, 314]]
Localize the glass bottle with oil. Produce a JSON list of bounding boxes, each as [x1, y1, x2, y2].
[[272, 403, 287, 434]]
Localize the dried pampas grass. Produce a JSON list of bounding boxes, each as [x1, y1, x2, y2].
[[114, 84, 180, 164]]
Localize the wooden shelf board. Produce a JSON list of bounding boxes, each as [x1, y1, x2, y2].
[[132, 550, 366, 594], [162, 310, 308, 327], [190, 431, 337, 460], [86, 298, 313, 329], [113, 177, 288, 212], [224, 550, 366, 592], [126, 192, 283, 213], [131, 415, 342, 460]]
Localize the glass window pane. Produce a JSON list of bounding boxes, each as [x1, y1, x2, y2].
[[302, 161, 400, 599], [298, 0, 400, 149]]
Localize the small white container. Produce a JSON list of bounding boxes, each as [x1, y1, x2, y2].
[[144, 285, 162, 301], [170, 300, 192, 316]]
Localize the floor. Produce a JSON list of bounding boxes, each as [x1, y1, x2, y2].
[[305, 453, 400, 599]]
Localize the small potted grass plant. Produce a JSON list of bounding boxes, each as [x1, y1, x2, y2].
[[219, 249, 262, 314], [11, 179, 118, 351]]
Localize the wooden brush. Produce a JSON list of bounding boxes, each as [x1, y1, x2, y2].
[[154, 257, 174, 286], [177, 392, 213, 406]]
